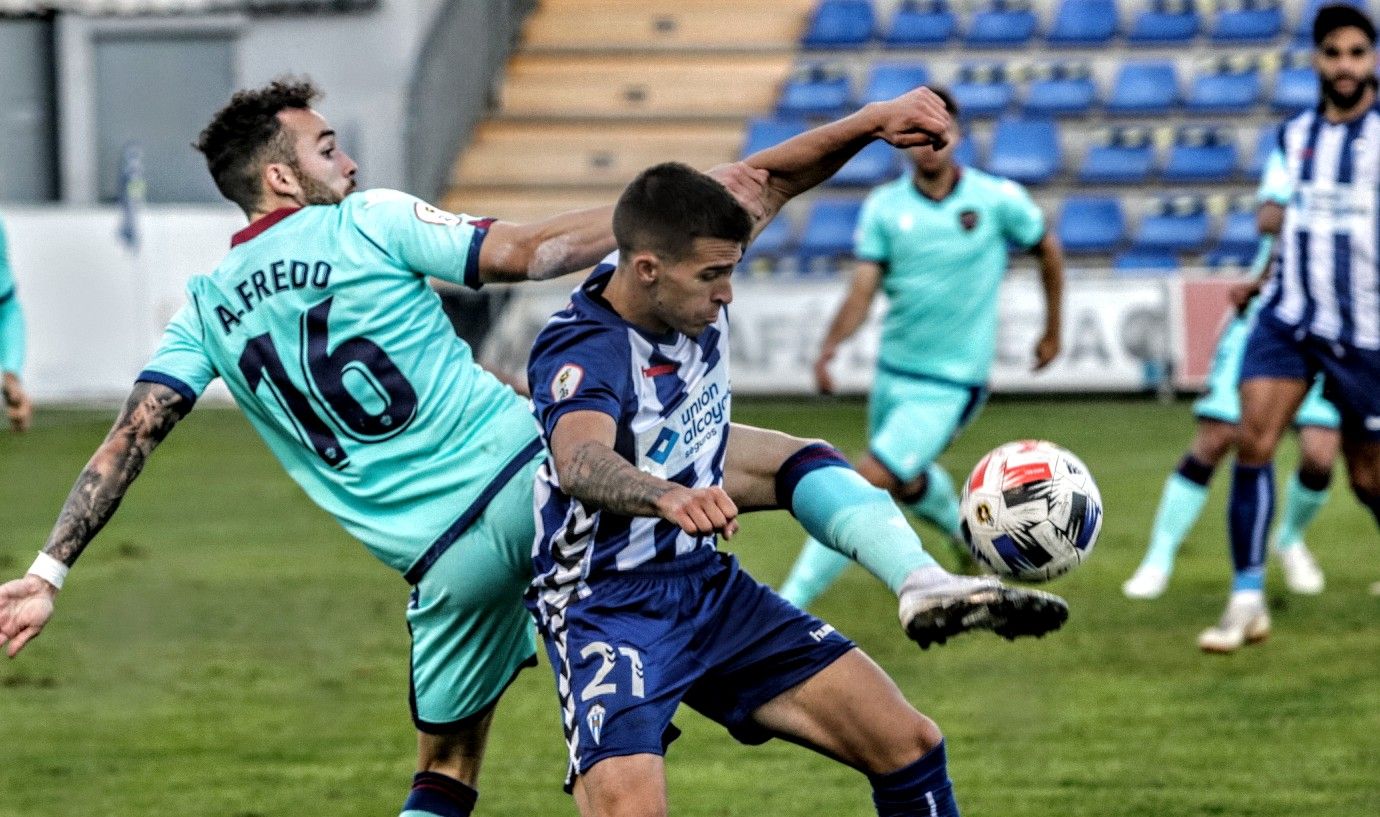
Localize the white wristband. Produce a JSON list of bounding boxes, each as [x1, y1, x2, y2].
[[27, 552, 68, 591]]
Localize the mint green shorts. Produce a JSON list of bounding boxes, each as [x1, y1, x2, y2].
[[405, 454, 541, 732], [868, 368, 988, 483], [1194, 316, 1339, 430]]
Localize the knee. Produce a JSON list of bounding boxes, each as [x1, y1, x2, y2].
[[1349, 468, 1380, 501], [1234, 421, 1278, 464], [865, 709, 944, 776]]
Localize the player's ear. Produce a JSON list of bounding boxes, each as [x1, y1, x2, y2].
[[262, 160, 300, 199], [630, 252, 661, 284]]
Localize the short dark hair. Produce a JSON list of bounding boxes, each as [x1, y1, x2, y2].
[[612, 163, 753, 261], [194, 78, 321, 213], [1314, 3, 1376, 46], [927, 86, 961, 120]]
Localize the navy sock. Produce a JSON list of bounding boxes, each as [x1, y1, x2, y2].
[[1176, 453, 1215, 487], [1353, 485, 1380, 529], [868, 740, 960, 817], [401, 771, 478, 817], [1228, 463, 1275, 592]]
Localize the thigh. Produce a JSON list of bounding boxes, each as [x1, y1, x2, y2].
[[574, 753, 668, 817], [1312, 344, 1380, 442], [1296, 375, 1342, 430], [749, 648, 940, 776], [407, 461, 540, 731], [870, 376, 983, 483]]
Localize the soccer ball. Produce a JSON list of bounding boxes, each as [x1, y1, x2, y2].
[[960, 440, 1102, 582]]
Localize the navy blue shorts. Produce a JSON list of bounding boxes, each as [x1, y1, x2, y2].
[[1240, 314, 1380, 440], [528, 548, 855, 790]]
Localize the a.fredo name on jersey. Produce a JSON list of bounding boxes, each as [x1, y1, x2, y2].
[[635, 363, 730, 480]]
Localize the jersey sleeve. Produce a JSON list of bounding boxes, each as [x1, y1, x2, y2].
[[136, 295, 217, 407], [0, 220, 25, 376], [349, 189, 494, 289], [528, 320, 631, 440], [1256, 148, 1292, 206], [853, 190, 890, 262], [996, 179, 1047, 249]]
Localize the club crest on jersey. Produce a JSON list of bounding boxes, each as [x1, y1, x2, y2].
[[586, 703, 606, 745], [552, 364, 584, 401], [413, 201, 461, 226], [959, 209, 980, 231]]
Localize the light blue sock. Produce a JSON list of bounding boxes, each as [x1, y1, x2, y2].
[[1140, 471, 1211, 574], [778, 446, 939, 605], [779, 536, 852, 609], [905, 463, 963, 540], [1274, 472, 1329, 551]]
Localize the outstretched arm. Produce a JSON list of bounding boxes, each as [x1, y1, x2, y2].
[[1030, 231, 1065, 371], [741, 88, 950, 232], [815, 261, 884, 394], [0, 381, 189, 657], [550, 410, 739, 539]]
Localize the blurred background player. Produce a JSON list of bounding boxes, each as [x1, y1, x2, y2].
[[1123, 163, 1339, 601], [1206, 4, 1380, 651], [0, 214, 32, 432], [779, 88, 1064, 609]]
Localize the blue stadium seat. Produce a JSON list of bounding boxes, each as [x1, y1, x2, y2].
[[954, 134, 979, 167], [862, 63, 931, 105], [1133, 196, 1211, 252], [777, 64, 853, 118], [952, 63, 1015, 118], [1215, 202, 1261, 258], [798, 198, 864, 269], [740, 117, 810, 158], [1246, 123, 1279, 176], [1128, 0, 1199, 44], [1046, 0, 1118, 45], [1079, 127, 1155, 184], [1162, 126, 1238, 182], [884, 0, 957, 46], [1186, 60, 1261, 112], [987, 119, 1061, 184], [829, 140, 901, 186], [1023, 62, 1097, 117], [965, 0, 1038, 47], [1211, 0, 1284, 43], [802, 0, 876, 49], [1058, 197, 1126, 253], [742, 215, 794, 272], [1107, 61, 1179, 113], [1114, 251, 1180, 276], [1273, 54, 1319, 112]]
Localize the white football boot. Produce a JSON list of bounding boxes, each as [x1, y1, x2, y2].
[[1122, 564, 1170, 600], [1277, 542, 1325, 595], [898, 565, 1069, 649], [1197, 592, 1271, 654]]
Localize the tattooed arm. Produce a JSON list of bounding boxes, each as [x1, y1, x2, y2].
[[550, 410, 739, 538], [0, 381, 189, 657]]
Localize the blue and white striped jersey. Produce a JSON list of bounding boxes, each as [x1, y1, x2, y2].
[[528, 257, 732, 594], [1262, 105, 1380, 349]]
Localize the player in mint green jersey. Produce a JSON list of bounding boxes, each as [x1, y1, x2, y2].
[[780, 88, 1065, 609], [0, 216, 33, 432], [1122, 151, 1341, 607]]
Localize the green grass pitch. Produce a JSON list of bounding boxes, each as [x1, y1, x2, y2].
[[1, 399, 1377, 816]]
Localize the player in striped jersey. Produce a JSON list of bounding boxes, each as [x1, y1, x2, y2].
[[1123, 154, 1341, 601], [528, 156, 1067, 812], [1206, 4, 1380, 650], [0, 216, 32, 432]]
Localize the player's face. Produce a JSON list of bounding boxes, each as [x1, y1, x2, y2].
[[277, 107, 358, 205], [650, 237, 741, 337], [907, 120, 961, 177], [1315, 27, 1377, 110]]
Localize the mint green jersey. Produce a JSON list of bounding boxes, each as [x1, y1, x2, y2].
[[0, 218, 26, 376], [854, 168, 1045, 385], [138, 189, 540, 579]]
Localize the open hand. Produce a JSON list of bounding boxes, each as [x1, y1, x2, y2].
[[0, 574, 57, 658]]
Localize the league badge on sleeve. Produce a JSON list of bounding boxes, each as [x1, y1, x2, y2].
[[413, 200, 462, 227], [552, 364, 584, 401]]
